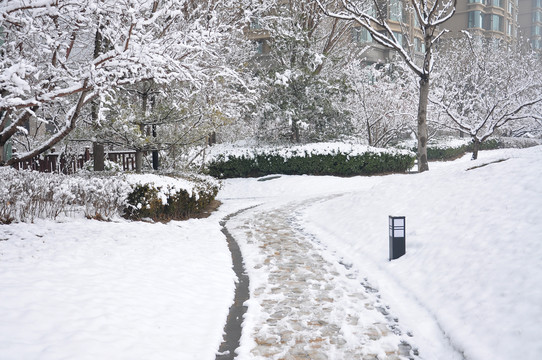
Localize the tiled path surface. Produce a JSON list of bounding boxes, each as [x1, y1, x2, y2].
[[227, 200, 418, 360]]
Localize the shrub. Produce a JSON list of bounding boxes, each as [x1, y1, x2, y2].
[[207, 148, 415, 178], [124, 174, 220, 221], [0, 168, 131, 223], [425, 145, 469, 161], [465, 138, 501, 152], [0, 169, 218, 223]]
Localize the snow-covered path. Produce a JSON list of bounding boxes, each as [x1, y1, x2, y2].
[[225, 199, 417, 360]]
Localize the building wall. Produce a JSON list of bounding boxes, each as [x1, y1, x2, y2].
[[351, 0, 426, 65], [444, 0, 519, 42], [246, 0, 537, 66], [519, 0, 542, 50]]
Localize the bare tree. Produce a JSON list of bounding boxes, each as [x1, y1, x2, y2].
[[344, 61, 416, 147], [431, 33, 542, 160], [317, 0, 457, 172]]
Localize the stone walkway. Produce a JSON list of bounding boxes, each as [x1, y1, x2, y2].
[[226, 200, 418, 360]]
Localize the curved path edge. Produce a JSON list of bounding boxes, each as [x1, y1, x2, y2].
[[216, 207, 259, 360]]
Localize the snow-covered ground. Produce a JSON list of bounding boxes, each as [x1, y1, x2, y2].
[[1, 146, 541, 359]]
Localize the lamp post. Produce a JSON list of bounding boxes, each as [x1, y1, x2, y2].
[[389, 216, 406, 261]]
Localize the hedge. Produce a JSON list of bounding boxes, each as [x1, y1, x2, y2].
[[0, 168, 220, 223], [409, 138, 503, 162], [207, 150, 415, 178]]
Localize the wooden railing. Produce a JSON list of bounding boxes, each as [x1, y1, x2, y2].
[[11, 149, 138, 174], [106, 151, 137, 172]]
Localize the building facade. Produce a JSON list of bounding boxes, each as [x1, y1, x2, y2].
[[351, 0, 426, 64], [246, 1, 540, 64], [519, 0, 542, 49], [443, 0, 519, 42]]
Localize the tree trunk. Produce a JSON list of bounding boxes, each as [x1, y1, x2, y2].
[[416, 77, 430, 172], [291, 120, 300, 143], [152, 124, 159, 171], [471, 138, 480, 160], [366, 119, 373, 147], [93, 142, 105, 171], [136, 89, 148, 174], [135, 150, 143, 173]]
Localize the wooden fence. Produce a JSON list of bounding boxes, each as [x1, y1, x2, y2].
[[12, 149, 137, 174]]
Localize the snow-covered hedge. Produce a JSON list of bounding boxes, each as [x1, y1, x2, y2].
[[123, 173, 221, 221], [403, 137, 541, 162], [0, 169, 220, 223], [420, 139, 501, 161], [206, 143, 415, 178], [0, 168, 131, 223]]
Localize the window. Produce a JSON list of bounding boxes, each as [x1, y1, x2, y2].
[[507, 20, 512, 35], [389, 0, 403, 22], [352, 27, 372, 43], [468, 11, 484, 28], [491, 14, 503, 31], [255, 40, 264, 54], [534, 0, 542, 9], [533, 25, 542, 36], [392, 31, 405, 47], [534, 11, 542, 23], [468, 0, 485, 3], [367, 4, 376, 17], [491, 0, 503, 8]]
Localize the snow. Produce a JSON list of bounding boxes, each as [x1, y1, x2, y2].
[[299, 148, 542, 360], [220, 145, 542, 360], [0, 215, 237, 360], [1, 146, 541, 359]]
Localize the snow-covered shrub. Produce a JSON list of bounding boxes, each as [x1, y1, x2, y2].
[[72, 174, 132, 219], [0, 168, 68, 223], [124, 173, 220, 221], [409, 138, 534, 162], [0, 168, 220, 223], [207, 145, 415, 178], [0, 168, 130, 223]]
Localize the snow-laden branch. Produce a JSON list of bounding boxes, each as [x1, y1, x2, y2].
[[430, 34, 542, 156], [1, 0, 255, 164]]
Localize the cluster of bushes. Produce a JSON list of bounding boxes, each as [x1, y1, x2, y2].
[[0, 168, 130, 223], [0, 169, 220, 223], [207, 149, 415, 178], [124, 174, 220, 221], [410, 138, 502, 162]]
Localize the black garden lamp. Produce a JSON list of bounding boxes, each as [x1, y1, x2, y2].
[[389, 216, 406, 261]]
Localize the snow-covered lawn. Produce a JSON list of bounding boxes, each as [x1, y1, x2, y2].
[[1, 146, 541, 360], [0, 213, 237, 360]]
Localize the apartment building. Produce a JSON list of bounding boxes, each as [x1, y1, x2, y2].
[[519, 0, 542, 50], [351, 0, 427, 64], [349, 0, 542, 62], [246, 1, 540, 65], [443, 0, 519, 42]]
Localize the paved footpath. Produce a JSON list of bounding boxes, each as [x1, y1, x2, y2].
[[226, 199, 418, 360]]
